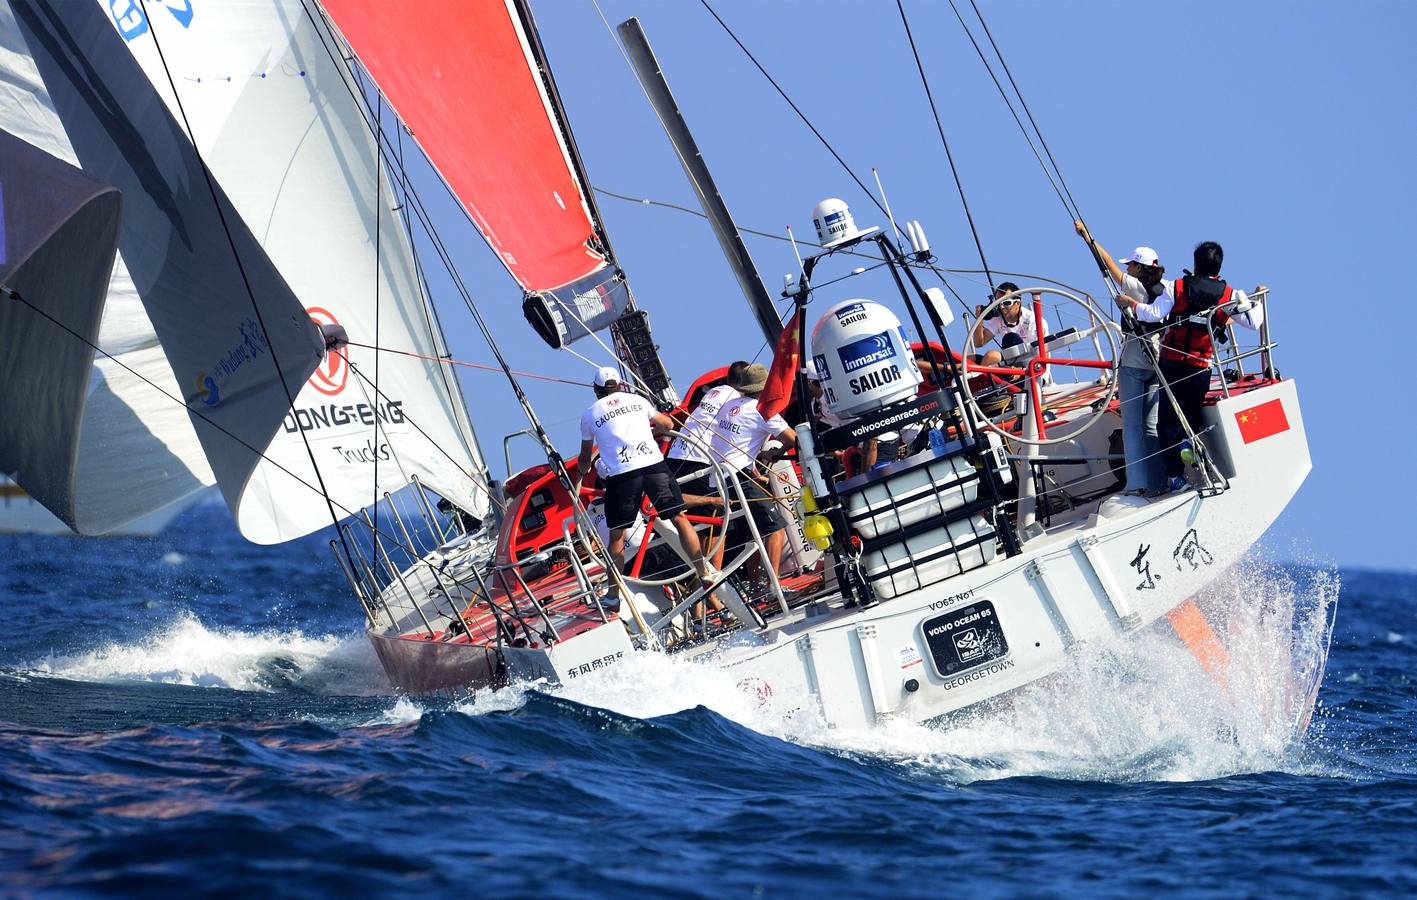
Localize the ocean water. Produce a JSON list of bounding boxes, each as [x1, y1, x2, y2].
[[0, 501, 1411, 897]]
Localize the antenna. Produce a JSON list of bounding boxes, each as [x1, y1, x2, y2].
[[786, 224, 807, 284], [872, 167, 903, 246]]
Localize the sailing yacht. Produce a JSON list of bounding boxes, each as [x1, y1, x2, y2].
[[0, 0, 1322, 735]]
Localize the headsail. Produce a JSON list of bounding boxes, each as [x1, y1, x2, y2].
[[0, 128, 122, 526], [318, 0, 632, 345], [0, 1, 491, 542], [107, 0, 493, 543], [0, 1, 327, 535]]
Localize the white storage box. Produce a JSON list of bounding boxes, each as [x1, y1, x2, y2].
[[862, 515, 996, 599], [845, 452, 979, 540]]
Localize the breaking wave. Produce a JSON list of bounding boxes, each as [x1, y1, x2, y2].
[[28, 612, 390, 696], [21, 555, 1339, 784], [422, 555, 1341, 784]]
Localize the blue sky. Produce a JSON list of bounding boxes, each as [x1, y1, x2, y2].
[[404, 1, 1416, 571]]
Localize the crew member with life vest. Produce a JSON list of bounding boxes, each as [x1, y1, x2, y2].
[[574, 367, 715, 601], [1116, 241, 1266, 488]]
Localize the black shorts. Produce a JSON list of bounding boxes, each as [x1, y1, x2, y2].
[[603, 460, 686, 531], [667, 456, 718, 513]]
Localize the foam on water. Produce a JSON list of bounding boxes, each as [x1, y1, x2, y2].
[[434, 556, 1339, 784], [29, 612, 390, 695], [25, 555, 1339, 785]]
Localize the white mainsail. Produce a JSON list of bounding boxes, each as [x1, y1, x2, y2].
[[113, 0, 491, 544]]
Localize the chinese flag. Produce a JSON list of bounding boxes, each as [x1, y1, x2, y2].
[[757, 310, 801, 421], [1234, 398, 1289, 444]]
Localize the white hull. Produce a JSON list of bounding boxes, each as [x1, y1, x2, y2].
[[496, 380, 1310, 729]]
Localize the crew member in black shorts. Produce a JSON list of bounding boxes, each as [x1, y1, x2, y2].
[[574, 367, 713, 598]]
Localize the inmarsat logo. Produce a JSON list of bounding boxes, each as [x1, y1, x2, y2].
[[837, 331, 897, 373], [307, 307, 348, 396]]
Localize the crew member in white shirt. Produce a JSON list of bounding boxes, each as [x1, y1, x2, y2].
[[705, 363, 796, 578], [574, 367, 711, 598], [972, 281, 1051, 370], [1075, 220, 1169, 495], [665, 360, 749, 509]]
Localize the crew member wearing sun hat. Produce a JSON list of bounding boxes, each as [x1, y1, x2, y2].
[[1075, 220, 1170, 495], [574, 366, 713, 597], [706, 363, 796, 578]]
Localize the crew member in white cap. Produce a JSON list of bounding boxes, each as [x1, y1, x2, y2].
[[1075, 220, 1169, 495], [574, 367, 713, 600]]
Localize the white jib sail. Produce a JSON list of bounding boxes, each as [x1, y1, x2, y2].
[[0, 4, 218, 535], [111, 0, 491, 543]]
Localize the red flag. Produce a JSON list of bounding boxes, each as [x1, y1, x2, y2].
[[1234, 397, 1290, 444], [757, 310, 801, 421]]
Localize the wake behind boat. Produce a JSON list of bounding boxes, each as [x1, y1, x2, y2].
[[0, 0, 1323, 738]]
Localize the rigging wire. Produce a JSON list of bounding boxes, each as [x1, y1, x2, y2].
[[3, 290, 433, 556], [893, 0, 996, 294], [344, 341, 592, 386], [938, 0, 1075, 220], [392, 113, 488, 474], [372, 77, 384, 542], [135, 0, 351, 546], [966, 0, 1087, 221], [696, 0, 889, 220], [299, 2, 553, 485], [592, 184, 980, 310]]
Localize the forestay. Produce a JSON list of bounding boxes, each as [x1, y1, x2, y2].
[[318, 0, 630, 344], [107, 0, 492, 543]]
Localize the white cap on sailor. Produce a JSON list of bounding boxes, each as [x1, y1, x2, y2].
[[1118, 246, 1161, 268], [593, 366, 622, 387]]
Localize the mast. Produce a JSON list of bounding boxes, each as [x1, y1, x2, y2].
[[616, 17, 781, 345]]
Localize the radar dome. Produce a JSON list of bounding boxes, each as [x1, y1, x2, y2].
[[810, 300, 922, 419]]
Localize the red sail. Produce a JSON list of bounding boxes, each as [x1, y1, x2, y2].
[[320, 0, 606, 292]]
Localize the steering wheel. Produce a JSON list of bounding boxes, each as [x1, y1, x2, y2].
[[960, 286, 1119, 446]]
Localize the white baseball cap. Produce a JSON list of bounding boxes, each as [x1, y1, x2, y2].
[[1118, 246, 1161, 268], [593, 365, 622, 387]]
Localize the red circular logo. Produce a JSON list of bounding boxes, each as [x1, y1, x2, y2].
[[307, 306, 348, 396]]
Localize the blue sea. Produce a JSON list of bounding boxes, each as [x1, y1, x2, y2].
[[0, 500, 1411, 897]]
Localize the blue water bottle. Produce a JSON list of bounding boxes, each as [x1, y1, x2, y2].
[[928, 427, 946, 457]]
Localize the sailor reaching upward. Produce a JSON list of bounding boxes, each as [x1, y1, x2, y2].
[[574, 367, 712, 598]]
